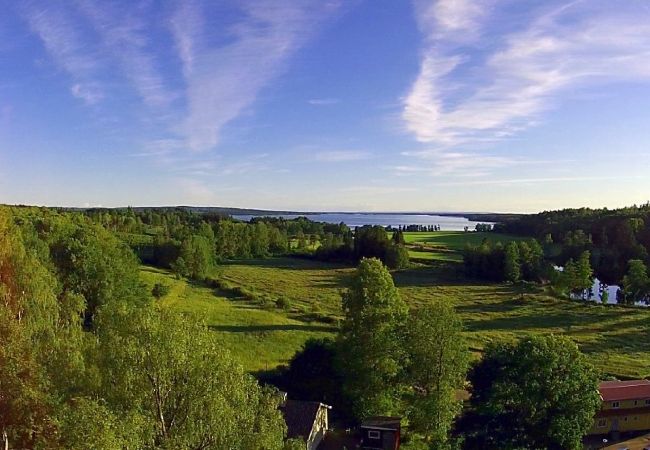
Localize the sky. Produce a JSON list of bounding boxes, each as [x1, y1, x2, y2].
[[1, 0, 650, 213]]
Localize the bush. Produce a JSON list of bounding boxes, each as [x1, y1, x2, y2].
[[151, 282, 171, 299], [275, 297, 291, 310], [260, 296, 276, 310]]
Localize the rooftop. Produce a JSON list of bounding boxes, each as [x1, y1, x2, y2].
[[281, 400, 326, 440], [361, 416, 401, 430], [600, 380, 650, 402]]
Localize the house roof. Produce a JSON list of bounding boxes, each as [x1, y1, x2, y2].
[[361, 416, 401, 430], [600, 380, 650, 402], [281, 400, 324, 440]]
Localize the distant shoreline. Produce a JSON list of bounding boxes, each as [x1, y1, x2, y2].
[[5, 204, 523, 223]]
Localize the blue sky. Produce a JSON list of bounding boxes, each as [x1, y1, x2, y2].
[[1, 0, 650, 212]]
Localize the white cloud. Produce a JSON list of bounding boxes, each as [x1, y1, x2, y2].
[[75, 0, 173, 108], [70, 83, 103, 104], [396, 150, 519, 177], [308, 98, 340, 106], [404, 1, 650, 146], [171, 0, 343, 152], [24, 5, 104, 105]]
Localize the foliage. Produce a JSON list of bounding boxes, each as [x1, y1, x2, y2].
[[354, 226, 410, 268], [556, 250, 593, 297], [463, 238, 546, 282], [461, 335, 601, 450], [47, 221, 146, 324], [94, 303, 287, 449], [498, 204, 650, 284], [405, 302, 469, 448], [268, 338, 353, 423], [0, 207, 290, 448], [503, 242, 521, 282], [385, 243, 411, 270], [339, 258, 408, 419], [622, 259, 650, 304], [151, 282, 171, 299], [173, 234, 214, 280]]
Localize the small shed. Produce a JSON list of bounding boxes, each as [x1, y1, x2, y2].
[[360, 416, 401, 450]]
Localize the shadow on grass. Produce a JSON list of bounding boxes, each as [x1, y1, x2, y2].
[[222, 256, 351, 271], [208, 324, 337, 333], [393, 264, 487, 287]]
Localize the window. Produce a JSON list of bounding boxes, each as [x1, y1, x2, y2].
[[597, 419, 607, 428], [623, 416, 628, 422], [368, 430, 381, 440], [612, 401, 620, 408], [646, 399, 650, 406], [635, 400, 639, 406]]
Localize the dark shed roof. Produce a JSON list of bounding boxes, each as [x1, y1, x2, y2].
[[281, 400, 323, 439], [361, 416, 401, 430]]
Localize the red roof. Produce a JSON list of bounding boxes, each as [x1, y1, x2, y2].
[[599, 380, 650, 402]]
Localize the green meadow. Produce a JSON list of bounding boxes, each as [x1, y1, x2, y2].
[[140, 265, 336, 373], [140, 232, 650, 379], [403, 231, 525, 262]]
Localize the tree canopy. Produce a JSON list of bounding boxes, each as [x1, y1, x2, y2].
[[461, 335, 600, 450]]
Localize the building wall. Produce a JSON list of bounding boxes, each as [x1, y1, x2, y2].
[[590, 399, 650, 435], [602, 399, 650, 410]]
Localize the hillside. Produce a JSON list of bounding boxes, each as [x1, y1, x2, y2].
[[141, 257, 650, 379]]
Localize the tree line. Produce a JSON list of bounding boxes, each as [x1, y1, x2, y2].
[[496, 204, 650, 285], [463, 236, 650, 304], [80, 208, 411, 276], [0, 206, 293, 449]]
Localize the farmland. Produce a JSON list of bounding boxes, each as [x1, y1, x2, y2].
[[141, 246, 650, 379], [403, 231, 526, 262]]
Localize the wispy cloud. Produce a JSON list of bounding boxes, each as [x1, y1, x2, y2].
[[308, 98, 340, 106], [171, 0, 343, 152], [75, 0, 173, 108], [24, 4, 104, 105], [23, 0, 343, 157], [404, 0, 650, 146], [175, 177, 215, 204], [314, 150, 371, 162], [395, 150, 519, 177], [432, 175, 643, 187]]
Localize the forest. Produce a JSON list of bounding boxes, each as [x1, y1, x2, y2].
[[1, 204, 648, 449]]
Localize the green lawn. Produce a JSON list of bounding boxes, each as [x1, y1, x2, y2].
[[141, 256, 650, 379], [403, 231, 525, 263], [140, 266, 336, 373]]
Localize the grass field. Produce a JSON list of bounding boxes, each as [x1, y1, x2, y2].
[[403, 231, 525, 262], [140, 251, 650, 379], [140, 265, 336, 373]]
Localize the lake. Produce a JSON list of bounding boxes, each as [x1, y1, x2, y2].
[[232, 213, 493, 231], [556, 267, 646, 307]]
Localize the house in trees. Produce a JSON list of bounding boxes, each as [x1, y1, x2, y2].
[[589, 380, 650, 439], [360, 416, 401, 450], [280, 398, 331, 450]]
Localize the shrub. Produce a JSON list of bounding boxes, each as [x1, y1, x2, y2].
[[275, 297, 292, 311], [151, 282, 171, 299]]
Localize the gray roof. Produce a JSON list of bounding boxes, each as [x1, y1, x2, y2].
[[281, 400, 323, 439]]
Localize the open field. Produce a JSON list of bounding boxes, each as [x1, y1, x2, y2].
[[141, 255, 650, 379], [403, 231, 526, 262], [140, 265, 336, 373]]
